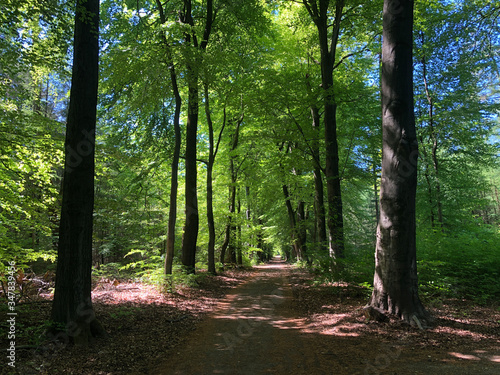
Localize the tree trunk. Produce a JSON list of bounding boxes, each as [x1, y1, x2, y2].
[[219, 219, 231, 265], [309, 83, 328, 254], [220, 113, 242, 266], [283, 184, 306, 261], [304, 0, 345, 261], [181, 65, 199, 274], [297, 200, 308, 263], [421, 51, 444, 228], [419, 135, 436, 228], [372, 159, 380, 223], [164, 73, 181, 275], [204, 83, 216, 274], [50, 0, 106, 345], [236, 195, 243, 265], [180, 0, 214, 274], [204, 84, 227, 273], [227, 169, 237, 264], [368, 0, 430, 326], [157, 0, 182, 275], [256, 218, 265, 262]]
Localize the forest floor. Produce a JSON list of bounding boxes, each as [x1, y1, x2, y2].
[[2, 258, 499, 375]]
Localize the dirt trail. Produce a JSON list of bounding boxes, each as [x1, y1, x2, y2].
[[152, 258, 500, 375]]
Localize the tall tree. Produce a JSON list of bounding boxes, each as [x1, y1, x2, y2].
[[302, 0, 345, 261], [180, 0, 214, 274], [156, 0, 183, 275], [203, 82, 226, 274], [219, 113, 244, 265], [366, 0, 430, 325], [50, 0, 106, 344]]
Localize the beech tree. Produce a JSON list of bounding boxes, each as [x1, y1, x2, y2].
[[301, 0, 346, 261], [50, 0, 106, 344], [367, 0, 430, 325], [180, 0, 215, 274], [155, 0, 183, 276]]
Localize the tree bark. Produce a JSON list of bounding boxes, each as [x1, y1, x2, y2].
[[219, 217, 231, 265], [237, 195, 243, 265], [303, 0, 345, 261], [180, 0, 214, 274], [157, 0, 182, 276], [220, 112, 243, 266], [181, 63, 199, 274], [307, 75, 328, 254], [50, 0, 106, 345], [206, 129, 216, 274], [227, 187, 237, 264], [296, 199, 309, 263], [368, 0, 430, 325], [372, 159, 380, 223], [421, 50, 444, 228], [419, 135, 436, 228], [256, 217, 266, 262], [204, 87, 226, 274], [283, 184, 298, 261]]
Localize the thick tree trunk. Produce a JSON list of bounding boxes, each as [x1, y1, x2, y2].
[[181, 65, 199, 274], [368, 0, 430, 326], [50, 0, 106, 345], [180, 0, 214, 274]]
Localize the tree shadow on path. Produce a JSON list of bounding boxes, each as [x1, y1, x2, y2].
[[151, 258, 500, 375]]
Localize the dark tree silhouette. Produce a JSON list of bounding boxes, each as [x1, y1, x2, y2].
[[50, 0, 106, 344], [366, 0, 431, 326]]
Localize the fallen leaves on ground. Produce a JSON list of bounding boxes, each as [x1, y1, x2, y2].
[[1, 265, 498, 375]]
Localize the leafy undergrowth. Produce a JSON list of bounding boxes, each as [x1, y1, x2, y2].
[[0, 269, 252, 375]]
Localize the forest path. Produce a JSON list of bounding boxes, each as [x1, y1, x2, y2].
[[151, 257, 500, 375], [152, 257, 327, 374]]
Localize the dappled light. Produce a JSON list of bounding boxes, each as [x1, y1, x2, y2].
[[447, 351, 500, 363]]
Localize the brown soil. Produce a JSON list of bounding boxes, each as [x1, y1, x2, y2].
[[2, 258, 499, 375]]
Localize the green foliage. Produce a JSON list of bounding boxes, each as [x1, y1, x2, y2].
[[120, 249, 165, 282], [164, 266, 203, 293], [0, 1, 70, 271], [417, 227, 500, 304]]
